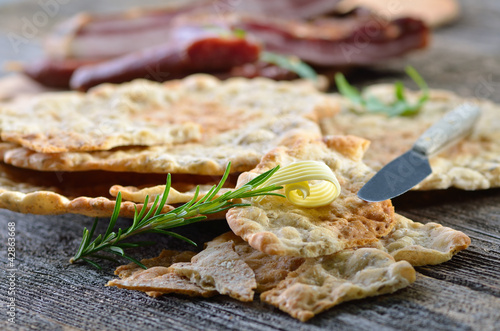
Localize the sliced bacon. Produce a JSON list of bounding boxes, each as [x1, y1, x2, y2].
[[24, 1, 429, 89], [45, 0, 341, 60], [23, 58, 100, 88], [223, 0, 341, 19], [215, 62, 299, 81], [45, 2, 211, 60], [70, 27, 261, 91], [235, 15, 429, 66]]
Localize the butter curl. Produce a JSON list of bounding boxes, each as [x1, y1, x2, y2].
[[254, 161, 341, 207]]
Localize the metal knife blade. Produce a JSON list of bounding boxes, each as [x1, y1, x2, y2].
[[358, 103, 481, 202]]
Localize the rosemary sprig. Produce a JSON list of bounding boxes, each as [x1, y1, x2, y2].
[[334, 66, 429, 117], [70, 163, 284, 269], [260, 51, 318, 80]]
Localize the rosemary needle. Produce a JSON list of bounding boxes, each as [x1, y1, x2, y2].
[[70, 163, 284, 269], [260, 51, 318, 80], [334, 66, 429, 117]]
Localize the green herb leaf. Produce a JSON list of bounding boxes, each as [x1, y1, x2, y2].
[[233, 28, 246, 39], [334, 66, 429, 117], [70, 162, 284, 269], [260, 51, 317, 80], [334, 73, 364, 106]]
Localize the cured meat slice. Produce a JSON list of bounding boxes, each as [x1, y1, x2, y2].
[[69, 26, 261, 91]]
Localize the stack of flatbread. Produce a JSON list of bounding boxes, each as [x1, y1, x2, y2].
[[2, 73, 495, 321], [0, 74, 335, 216]]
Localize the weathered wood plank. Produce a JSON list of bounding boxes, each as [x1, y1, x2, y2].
[[3, 253, 500, 331]]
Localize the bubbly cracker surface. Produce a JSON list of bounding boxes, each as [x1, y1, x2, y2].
[[3, 116, 323, 175], [169, 241, 257, 302], [370, 214, 471, 266], [0, 75, 337, 215], [321, 85, 500, 190], [260, 248, 416, 322], [0, 84, 201, 153], [226, 135, 396, 258], [107, 250, 215, 298], [0, 74, 336, 154], [209, 232, 305, 292]]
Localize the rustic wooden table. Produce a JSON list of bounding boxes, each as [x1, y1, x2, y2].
[[0, 1, 499, 330]]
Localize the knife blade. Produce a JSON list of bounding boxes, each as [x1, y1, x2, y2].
[[357, 103, 481, 202]]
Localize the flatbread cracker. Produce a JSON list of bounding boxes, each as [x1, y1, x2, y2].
[[260, 248, 415, 322], [109, 184, 232, 204], [109, 234, 299, 299], [0, 74, 336, 154], [0, 75, 335, 216], [114, 249, 196, 278], [208, 232, 305, 292], [321, 86, 500, 191], [371, 214, 471, 266], [0, 162, 225, 217], [109, 266, 216, 298], [3, 116, 323, 175], [107, 250, 215, 298], [169, 241, 257, 302], [0, 84, 201, 153], [226, 135, 397, 257]]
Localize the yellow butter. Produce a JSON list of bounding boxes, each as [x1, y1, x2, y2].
[[254, 161, 341, 207]]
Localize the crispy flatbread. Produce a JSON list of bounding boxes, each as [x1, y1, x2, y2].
[[0, 74, 335, 154], [109, 266, 216, 298], [107, 249, 215, 298], [370, 214, 471, 266], [2, 116, 323, 175], [208, 232, 305, 292], [168, 241, 257, 302], [114, 249, 197, 278], [109, 234, 298, 299], [321, 86, 500, 191], [0, 84, 201, 153], [226, 135, 397, 257], [0, 75, 335, 216], [0, 162, 230, 217], [107, 211, 468, 317], [260, 248, 416, 322], [108, 184, 232, 204]]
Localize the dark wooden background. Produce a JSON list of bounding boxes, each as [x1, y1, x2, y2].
[[1, 1, 499, 330]]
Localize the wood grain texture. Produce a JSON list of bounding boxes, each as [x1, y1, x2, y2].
[[1, 0, 500, 330]]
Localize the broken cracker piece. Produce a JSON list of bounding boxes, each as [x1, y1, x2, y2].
[[372, 214, 471, 266], [107, 249, 215, 297], [260, 248, 416, 322], [114, 249, 196, 278], [169, 241, 257, 302], [108, 267, 215, 298], [227, 135, 396, 258], [208, 232, 305, 292]]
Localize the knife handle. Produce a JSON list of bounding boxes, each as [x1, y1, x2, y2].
[[413, 103, 481, 156]]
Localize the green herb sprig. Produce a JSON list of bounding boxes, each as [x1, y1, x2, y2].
[[260, 51, 318, 80], [70, 163, 283, 269], [334, 66, 429, 117]]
